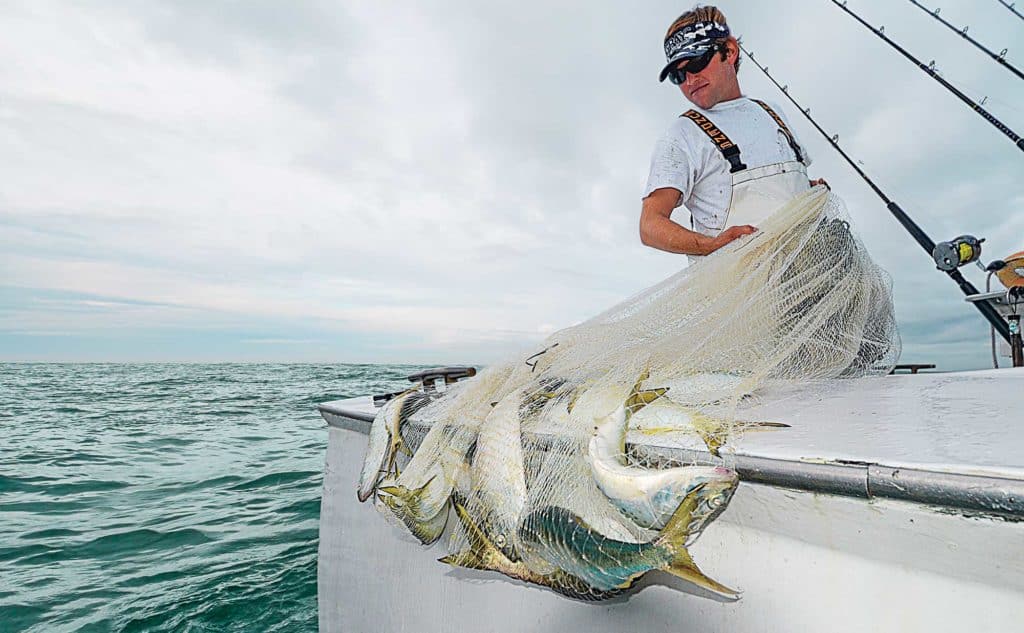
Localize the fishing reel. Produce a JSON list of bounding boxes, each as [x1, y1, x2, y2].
[[987, 250, 1024, 291], [971, 250, 1024, 369], [932, 235, 984, 272]]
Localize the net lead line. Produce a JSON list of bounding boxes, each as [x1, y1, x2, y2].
[[740, 44, 1012, 342], [830, 0, 1023, 152], [906, 0, 1023, 81]]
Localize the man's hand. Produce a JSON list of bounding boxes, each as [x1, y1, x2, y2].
[[711, 225, 758, 251], [810, 178, 829, 189]]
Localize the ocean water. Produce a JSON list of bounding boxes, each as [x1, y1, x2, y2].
[[0, 363, 425, 633]]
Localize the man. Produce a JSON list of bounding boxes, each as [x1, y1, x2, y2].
[[640, 6, 826, 256]]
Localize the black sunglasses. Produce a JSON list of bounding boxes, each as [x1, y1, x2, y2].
[[666, 45, 722, 85]]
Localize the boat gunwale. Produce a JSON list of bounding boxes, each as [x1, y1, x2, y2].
[[316, 399, 1024, 519]]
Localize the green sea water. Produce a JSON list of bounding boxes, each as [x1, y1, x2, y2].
[[0, 363, 425, 632]]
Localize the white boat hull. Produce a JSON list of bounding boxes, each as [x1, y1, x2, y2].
[[319, 423, 1024, 633]]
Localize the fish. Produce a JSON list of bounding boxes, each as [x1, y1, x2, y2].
[[518, 375, 572, 421], [440, 496, 623, 602], [374, 432, 473, 540], [518, 480, 739, 599], [629, 397, 790, 457], [585, 374, 741, 532], [357, 389, 432, 502], [643, 371, 750, 406], [468, 389, 529, 561], [375, 412, 480, 538]]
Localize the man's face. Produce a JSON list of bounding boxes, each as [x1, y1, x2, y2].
[[677, 43, 738, 109]]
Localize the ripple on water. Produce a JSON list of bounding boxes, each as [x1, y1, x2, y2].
[[18, 528, 82, 540], [228, 470, 318, 492], [0, 362, 426, 633], [0, 474, 52, 493]]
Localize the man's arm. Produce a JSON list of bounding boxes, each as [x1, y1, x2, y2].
[[639, 188, 757, 256]]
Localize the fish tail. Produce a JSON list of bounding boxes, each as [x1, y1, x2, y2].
[[438, 550, 486, 570], [664, 548, 740, 600], [391, 390, 428, 459], [377, 473, 437, 502], [655, 483, 739, 600], [411, 499, 451, 545], [439, 497, 495, 570]]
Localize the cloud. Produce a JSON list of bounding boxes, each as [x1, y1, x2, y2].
[[1, 0, 1021, 367]]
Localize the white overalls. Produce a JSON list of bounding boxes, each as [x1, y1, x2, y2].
[[683, 101, 810, 240]]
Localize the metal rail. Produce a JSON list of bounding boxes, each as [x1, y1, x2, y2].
[[831, 0, 1023, 151], [906, 0, 1023, 81], [318, 400, 1024, 519], [739, 44, 1012, 342]]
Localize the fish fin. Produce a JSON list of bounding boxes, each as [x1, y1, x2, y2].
[[566, 394, 577, 413], [376, 483, 404, 498], [450, 498, 496, 554], [377, 473, 436, 502], [655, 483, 705, 548], [384, 447, 398, 476], [626, 369, 667, 417], [438, 497, 508, 572], [652, 485, 739, 599], [438, 549, 488, 570], [738, 420, 791, 431], [565, 383, 587, 413], [664, 549, 740, 600], [696, 428, 723, 457], [691, 412, 731, 456]]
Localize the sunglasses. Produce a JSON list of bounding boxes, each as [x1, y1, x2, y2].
[[666, 45, 722, 85]]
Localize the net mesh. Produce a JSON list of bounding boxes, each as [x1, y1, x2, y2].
[[359, 187, 900, 600]]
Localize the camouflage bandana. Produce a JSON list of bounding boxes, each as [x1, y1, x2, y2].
[[659, 20, 731, 82]]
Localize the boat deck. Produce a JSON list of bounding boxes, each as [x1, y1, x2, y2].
[[318, 368, 1024, 518]]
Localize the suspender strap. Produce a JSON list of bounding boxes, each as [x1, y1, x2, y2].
[[681, 110, 747, 173], [751, 99, 804, 163]]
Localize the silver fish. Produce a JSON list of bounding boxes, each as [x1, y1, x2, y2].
[[468, 390, 528, 561], [357, 389, 430, 502], [518, 479, 739, 599], [584, 374, 740, 533]]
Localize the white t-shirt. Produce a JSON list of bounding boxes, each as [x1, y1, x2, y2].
[[643, 96, 811, 232]]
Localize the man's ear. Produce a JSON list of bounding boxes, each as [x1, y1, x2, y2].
[[723, 38, 739, 65]]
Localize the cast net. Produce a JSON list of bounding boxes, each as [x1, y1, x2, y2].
[[359, 187, 900, 600]]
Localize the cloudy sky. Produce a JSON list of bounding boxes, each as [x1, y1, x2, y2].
[[1, 0, 1021, 367]]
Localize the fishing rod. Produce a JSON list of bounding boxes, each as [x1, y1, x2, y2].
[[906, 0, 1023, 81], [995, 0, 1024, 23], [830, 0, 1024, 153], [739, 44, 1012, 342]]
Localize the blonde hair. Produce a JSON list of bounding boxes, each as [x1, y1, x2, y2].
[[666, 5, 741, 72]]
